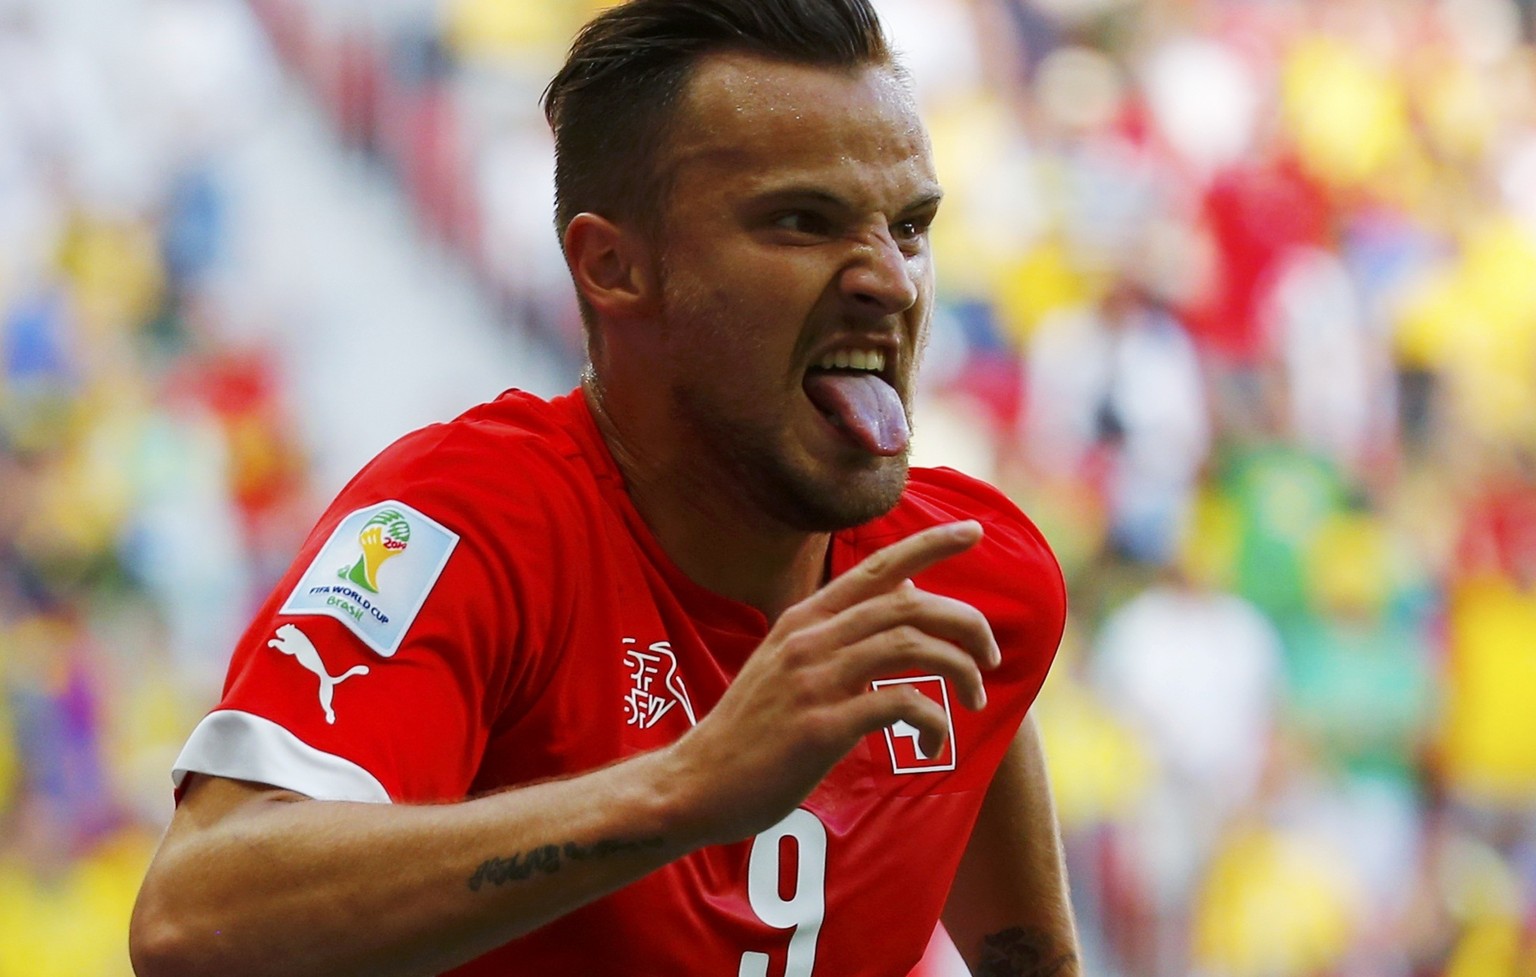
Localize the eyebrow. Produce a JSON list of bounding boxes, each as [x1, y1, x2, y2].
[[898, 191, 945, 217], [748, 185, 945, 218]]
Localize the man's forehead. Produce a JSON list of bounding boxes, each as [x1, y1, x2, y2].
[[667, 51, 937, 196]]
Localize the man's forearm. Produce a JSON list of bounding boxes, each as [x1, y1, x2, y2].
[[130, 748, 695, 977], [132, 525, 1006, 977], [942, 717, 1081, 977]]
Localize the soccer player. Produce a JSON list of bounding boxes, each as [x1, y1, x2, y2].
[[128, 2, 1079, 975]]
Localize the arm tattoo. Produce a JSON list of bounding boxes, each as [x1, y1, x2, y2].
[[974, 926, 1078, 977], [467, 837, 664, 892]]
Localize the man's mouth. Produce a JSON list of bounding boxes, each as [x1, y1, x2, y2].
[[802, 347, 910, 456], [815, 348, 887, 374]]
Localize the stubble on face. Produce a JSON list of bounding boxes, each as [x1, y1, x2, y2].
[[669, 347, 913, 534], [649, 55, 936, 534]]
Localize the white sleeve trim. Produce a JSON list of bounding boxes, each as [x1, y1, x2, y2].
[[172, 710, 392, 804]]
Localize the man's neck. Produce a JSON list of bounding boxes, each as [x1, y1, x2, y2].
[[583, 381, 829, 622]]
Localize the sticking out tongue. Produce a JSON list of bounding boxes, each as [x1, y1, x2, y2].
[[802, 371, 910, 456]]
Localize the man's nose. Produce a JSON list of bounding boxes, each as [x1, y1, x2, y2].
[[838, 229, 919, 316]]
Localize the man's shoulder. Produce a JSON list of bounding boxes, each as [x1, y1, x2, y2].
[[871, 466, 1065, 618], [897, 466, 1055, 557], [317, 388, 606, 554], [372, 389, 588, 483]]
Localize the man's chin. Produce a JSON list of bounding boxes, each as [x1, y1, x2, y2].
[[765, 454, 911, 533]]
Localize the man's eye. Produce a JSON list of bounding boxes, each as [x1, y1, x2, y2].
[[892, 218, 931, 242], [773, 212, 832, 236]]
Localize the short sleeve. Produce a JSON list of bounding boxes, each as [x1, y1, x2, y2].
[[173, 423, 567, 804]]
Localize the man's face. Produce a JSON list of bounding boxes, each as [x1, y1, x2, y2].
[[647, 52, 941, 532]]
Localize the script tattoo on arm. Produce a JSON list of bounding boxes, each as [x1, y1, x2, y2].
[[466, 837, 665, 892], [974, 926, 1078, 977]]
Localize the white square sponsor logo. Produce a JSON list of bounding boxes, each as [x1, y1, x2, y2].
[[872, 675, 957, 774], [280, 500, 458, 657]]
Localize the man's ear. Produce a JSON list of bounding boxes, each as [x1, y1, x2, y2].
[[563, 213, 660, 321]]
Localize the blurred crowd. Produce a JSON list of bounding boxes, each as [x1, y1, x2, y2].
[[0, 1, 305, 972], [3, 0, 1536, 974]]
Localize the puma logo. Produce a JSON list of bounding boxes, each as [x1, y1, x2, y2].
[[268, 623, 370, 724]]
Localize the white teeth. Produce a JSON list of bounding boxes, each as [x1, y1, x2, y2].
[[815, 349, 887, 373]]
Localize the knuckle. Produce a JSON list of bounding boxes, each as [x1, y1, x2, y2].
[[953, 596, 984, 624], [909, 690, 943, 720], [859, 551, 893, 579], [783, 663, 827, 706], [892, 624, 926, 655], [962, 614, 994, 648], [800, 708, 843, 753], [888, 585, 924, 616], [884, 583, 915, 614], [777, 630, 816, 667], [772, 609, 811, 642], [967, 605, 995, 636], [773, 605, 806, 632], [779, 599, 823, 630]]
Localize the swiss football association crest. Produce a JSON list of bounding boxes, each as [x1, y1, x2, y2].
[[622, 638, 696, 730], [873, 675, 956, 774]]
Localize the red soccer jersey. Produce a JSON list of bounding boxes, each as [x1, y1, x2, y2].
[[173, 389, 1066, 977]]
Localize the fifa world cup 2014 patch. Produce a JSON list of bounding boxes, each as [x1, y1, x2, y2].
[[280, 500, 459, 657]]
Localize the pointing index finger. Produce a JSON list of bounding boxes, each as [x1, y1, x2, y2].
[[816, 521, 982, 615]]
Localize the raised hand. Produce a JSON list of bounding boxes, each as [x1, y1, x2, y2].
[[663, 521, 1000, 845]]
